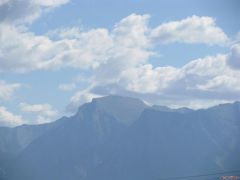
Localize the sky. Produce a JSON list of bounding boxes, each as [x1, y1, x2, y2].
[[0, 0, 240, 127]]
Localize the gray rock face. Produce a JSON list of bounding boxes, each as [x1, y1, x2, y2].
[[0, 96, 240, 180], [89, 95, 148, 125]]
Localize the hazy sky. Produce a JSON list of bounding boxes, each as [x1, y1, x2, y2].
[[0, 0, 240, 126]]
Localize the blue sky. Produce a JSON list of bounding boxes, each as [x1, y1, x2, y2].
[[0, 0, 240, 126]]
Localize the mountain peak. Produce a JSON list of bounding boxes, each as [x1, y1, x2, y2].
[[152, 105, 193, 113], [92, 95, 145, 105], [82, 95, 149, 126], [1, 96, 240, 180]]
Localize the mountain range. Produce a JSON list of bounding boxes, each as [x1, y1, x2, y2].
[[0, 95, 239, 180]]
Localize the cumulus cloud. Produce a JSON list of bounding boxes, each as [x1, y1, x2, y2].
[[0, 7, 236, 113], [66, 90, 101, 112], [0, 80, 21, 101], [19, 102, 58, 123], [119, 64, 179, 93], [164, 54, 240, 100], [0, 0, 69, 24], [197, 75, 240, 92], [0, 106, 23, 127], [112, 14, 150, 48], [0, 24, 111, 72], [67, 51, 240, 111], [151, 15, 229, 45], [0, 24, 54, 72], [227, 43, 240, 69], [0, 14, 229, 73]]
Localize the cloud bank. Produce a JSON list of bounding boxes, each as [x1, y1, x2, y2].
[[68, 51, 240, 110], [0, 14, 230, 73], [0, 0, 239, 125]]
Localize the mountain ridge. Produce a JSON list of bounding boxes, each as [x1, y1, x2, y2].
[[0, 95, 239, 180]]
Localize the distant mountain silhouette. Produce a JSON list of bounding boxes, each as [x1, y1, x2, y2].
[[0, 96, 239, 180]]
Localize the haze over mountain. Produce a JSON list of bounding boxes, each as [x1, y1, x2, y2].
[[0, 95, 240, 180], [0, 0, 239, 179]]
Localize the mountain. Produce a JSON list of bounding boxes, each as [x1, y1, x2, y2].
[[97, 106, 240, 180], [0, 96, 240, 180], [152, 105, 194, 113], [0, 116, 68, 178], [90, 95, 148, 125]]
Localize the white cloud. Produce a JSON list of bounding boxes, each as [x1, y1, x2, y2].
[[151, 15, 229, 45], [181, 54, 227, 76], [66, 90, 101, 112], [227, 43, 240, 69], [0, 24, 114, 72], [0, 80, 21, 101], [171, 54, 240, 96], [119, 64, 179, 93], [93, 14, 153, 82], [102, 50, 239, 102], [0, 14, 229, 73], [166, 53, 240, 100], [67, 49, 240, 111], [0, 14, 155, 92], [112, 13, 150, 48], [19, 102, 58, 123], [48, 27, 83, 39], [0, 9, 236, 113], [0, 106, 23, 127], [197, 75, 240, 92], [0, 0, 69, 24], [0, 24, 53, 72]]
